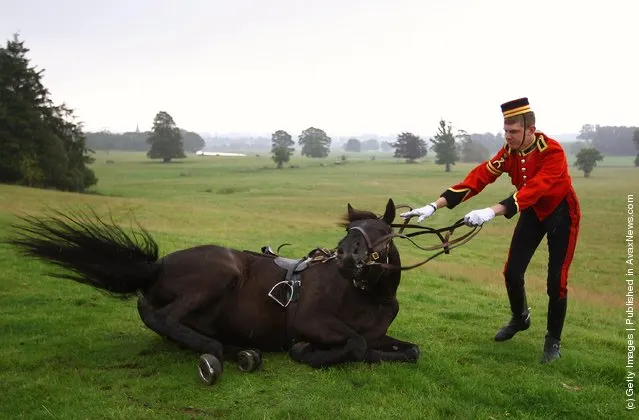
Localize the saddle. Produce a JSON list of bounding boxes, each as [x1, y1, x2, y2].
[[258, 245, 335, 308]]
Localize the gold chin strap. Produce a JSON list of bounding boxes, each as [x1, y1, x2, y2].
[[518, 114, 527, 151]]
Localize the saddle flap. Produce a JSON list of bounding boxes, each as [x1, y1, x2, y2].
[[274, 257, 305, 272]]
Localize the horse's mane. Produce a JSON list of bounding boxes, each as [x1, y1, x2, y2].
[[337, 209, 379, 229]]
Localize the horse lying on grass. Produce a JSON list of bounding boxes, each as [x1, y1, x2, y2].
[[8, 199, 420, 385]]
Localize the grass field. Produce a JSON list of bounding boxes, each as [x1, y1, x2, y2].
[[0, 150, 635, 419]]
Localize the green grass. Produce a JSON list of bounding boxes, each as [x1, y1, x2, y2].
[[0, 150, 634, 419]]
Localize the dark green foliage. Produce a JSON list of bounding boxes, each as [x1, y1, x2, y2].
[[430, 119, 460, 172], [574, 147, 604, 177], [85, 129, 204, 152], [146, 111, 185, 162], [392, 132, 427, 162], [0, 34, 96, 191], [343, 138, 361, 152], [270, 129, 294, 168], [298, 127, 331, 158], [177, 130, 205, 153]]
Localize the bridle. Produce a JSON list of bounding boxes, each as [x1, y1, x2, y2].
[[347, 225, 392, 266], [346, 211, 482, 273], [266, 204, 483, 290]]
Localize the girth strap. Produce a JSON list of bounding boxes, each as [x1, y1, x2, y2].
[[266, 248, 336, 346]]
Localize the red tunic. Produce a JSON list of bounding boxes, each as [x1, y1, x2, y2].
[[441, 132, 579, 221]]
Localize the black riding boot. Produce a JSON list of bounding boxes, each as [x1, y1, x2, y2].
[[494, 285, 531, 342], [540, 298, 567, 363]]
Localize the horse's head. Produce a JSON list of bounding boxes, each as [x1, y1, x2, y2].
[[336, 198, 399, 291]]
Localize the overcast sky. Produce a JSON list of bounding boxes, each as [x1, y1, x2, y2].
[[2, 0, 637, 137]]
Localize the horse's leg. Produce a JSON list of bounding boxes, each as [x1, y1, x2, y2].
[[221, 345, 262, 361], [290, 340, 366, 368], [138, 252, 247, 359], [289, 317, 367, 368], [137, 292, 224, 361], [365, 335, 420, 363]]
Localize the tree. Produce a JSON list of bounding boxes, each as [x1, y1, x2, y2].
[[574, 147, 604, 177], [84, 129, 204, 152], [634, 129, 639, 167], [362, 139, 379, 152], [391, 132, 427, 163], [270, 129, 294, 169], [380, 141, 394, 152], [470, 132, 503, 155], [298, 127, 331, 158], [577, 124, 596, 145], [146, 111, 185, 162], [588, 124, 638, 156], [343, 138, 361, 152], [180, 130, 205, 152], [0, 34, 96, 191], [567, 141, 588, 155], [458, 130, 489, 163], [430, 119, 460, 172]]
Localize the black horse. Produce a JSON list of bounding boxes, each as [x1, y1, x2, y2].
[[8, 198, 419, 384]]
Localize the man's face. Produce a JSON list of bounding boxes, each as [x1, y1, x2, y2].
[[504, 121, 533, 151]]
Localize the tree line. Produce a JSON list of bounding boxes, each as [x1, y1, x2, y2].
[[270, 119, 637, 177], [2, 34, 637, 194], [85, 129, 204, 153], [576, 124, 638, 156], [268, 119, 486, 172]]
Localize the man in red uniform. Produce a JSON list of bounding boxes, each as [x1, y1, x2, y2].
[[401, 98, 580, 363]]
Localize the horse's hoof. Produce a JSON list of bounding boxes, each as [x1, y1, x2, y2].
[[406, 345, 420, 362], [237, 349, 262, 372], [198, 354, 223, 385]]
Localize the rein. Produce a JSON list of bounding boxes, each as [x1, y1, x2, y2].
[[350, 214, 482, 272], [265, 204, 482, 277], [388, 218, 481, 270]]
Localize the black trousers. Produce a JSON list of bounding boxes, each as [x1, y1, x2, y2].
[[502, 196, 580, 340]]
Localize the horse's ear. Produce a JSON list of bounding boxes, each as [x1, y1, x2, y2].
[[347, 203, 355, 221], [382, 199, 395, 225]]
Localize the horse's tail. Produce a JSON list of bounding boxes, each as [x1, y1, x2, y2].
[[7, 208, 161, 298]]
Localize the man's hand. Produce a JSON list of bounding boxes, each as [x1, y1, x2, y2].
[[464, 207, 496, 226], [400, 203, 437, 223]]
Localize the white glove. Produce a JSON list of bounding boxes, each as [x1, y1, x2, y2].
[[464, 207, 496, 226], [400, 203, 438, 223]]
